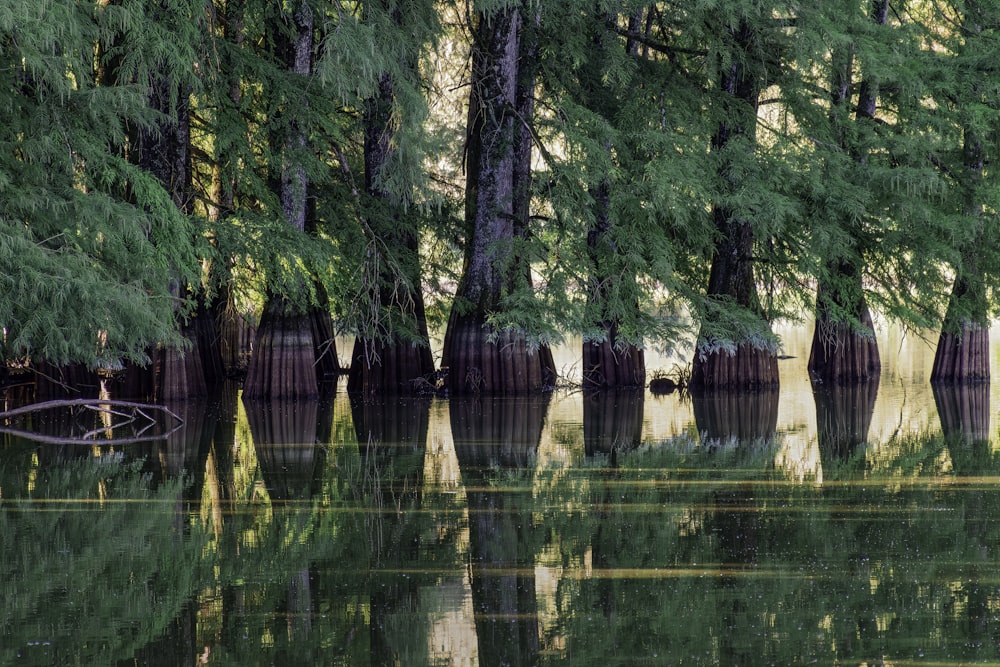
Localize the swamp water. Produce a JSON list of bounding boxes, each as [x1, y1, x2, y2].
[[5, 323, 1000, 665]]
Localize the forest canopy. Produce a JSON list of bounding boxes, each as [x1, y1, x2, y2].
[[1, 0, 998, 395]]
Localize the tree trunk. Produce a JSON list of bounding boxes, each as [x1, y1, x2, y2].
[[443, 311, 555, 395], [582, 327, 644, 388], [583, 176, 645, 389], [577, 10, 646, 390], [244, 1, 339, 399], [808, 269, 880, 384], [808, 1, 886, 384], [690, 19, 778, 390], [347, 7, 435, 394], [932, 68, 989, 383], [208, 0, 247, 380], [442, 2, 554, 394], [931, 309, 989, 384], [348, 335, 434, 394], [244, 297, 337, 400], [279, 0, 313, 234]]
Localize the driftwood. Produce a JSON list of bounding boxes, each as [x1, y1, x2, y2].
[[0, 398, 184, 445]]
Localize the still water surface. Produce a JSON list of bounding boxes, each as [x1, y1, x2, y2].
[[5, 323, 1000, 665]]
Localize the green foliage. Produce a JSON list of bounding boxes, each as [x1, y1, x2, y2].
[[6, 0, 1000, 378], [0, 0, 200, 367], [0, 453, 207, 665]]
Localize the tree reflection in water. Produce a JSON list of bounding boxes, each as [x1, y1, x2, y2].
[[583, 388, 644, 458], [350, 394, 432, 665], [812, 380, 878, 462], [8, 380, 1000, 664], [451, 395, 549, 667], [692, 388, 779, 447], [932, 382, 990, 446]]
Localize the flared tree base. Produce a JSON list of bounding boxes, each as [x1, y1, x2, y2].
[[215, 286, 256, 378], [347, 337, 435, 395], [156, 340, 208, 402], [930, 323, 989, 384], [582, 334, 645, 389], [808, 320, 881, 385], [689, 342, 779, 391], [442, 313, 556, 395], [243, 299, 339, 400]]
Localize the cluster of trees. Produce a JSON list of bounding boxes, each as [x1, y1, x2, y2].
[[2, 0, 999, 398]]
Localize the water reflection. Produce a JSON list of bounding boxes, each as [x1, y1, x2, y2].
[[243, 398, 328, 502], [11, 377, 1000, 664], [582, 388, 643, 457], [692, 389, 779, 447], [812, 381, 878, 461], [932, 383, 990, 445], [451, 396, 549, 667], [0, 451, 206, 665]]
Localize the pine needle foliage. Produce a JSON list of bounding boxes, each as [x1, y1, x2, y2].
[[0, 0, 199, 368]]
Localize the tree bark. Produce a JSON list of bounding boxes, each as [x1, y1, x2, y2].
[[442, 1, 554, 394], [244, 1, 338, 399], [583, 176, 645, 389], [690, 18, 778, 390], [443, 311, 555, 395], [932, 77, 989, 383], [347, 6, 435, 394], [808, 1, 886, 385], [808, 268, 881, 384]]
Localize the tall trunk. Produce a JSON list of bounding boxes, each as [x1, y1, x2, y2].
[[582, 11, 644, 390], [932, 50, 989, 384], [348, 2, 434, 395], [442, 2, 554, 394], [584, 177, 645, 389], [210, 0, 249, 378], [808, 265, 880, 384], [244, 0, 338, 399], [136, 44, 211, 400], [932, 0, 988, 385], [690, 19, 778, 390], [280, 0, 313, 234], [808, 0, 885, 385]]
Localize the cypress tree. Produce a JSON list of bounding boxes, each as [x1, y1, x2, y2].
[[0, 1, 199, 376], [441, 0, 555, 395], [243, 0, 339, 400], [786, 1, 950, 388], [690, 10, 781, 390], [346, 0, 437, 395], [806, 1, 887, 385], [127, 0, 218, 400], [928, 0, 999, 384], [578, 7, 645, 390]]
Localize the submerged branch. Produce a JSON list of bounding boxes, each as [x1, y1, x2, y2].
[[0, 398, 183, 423], [0, 399, 185, 445]]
